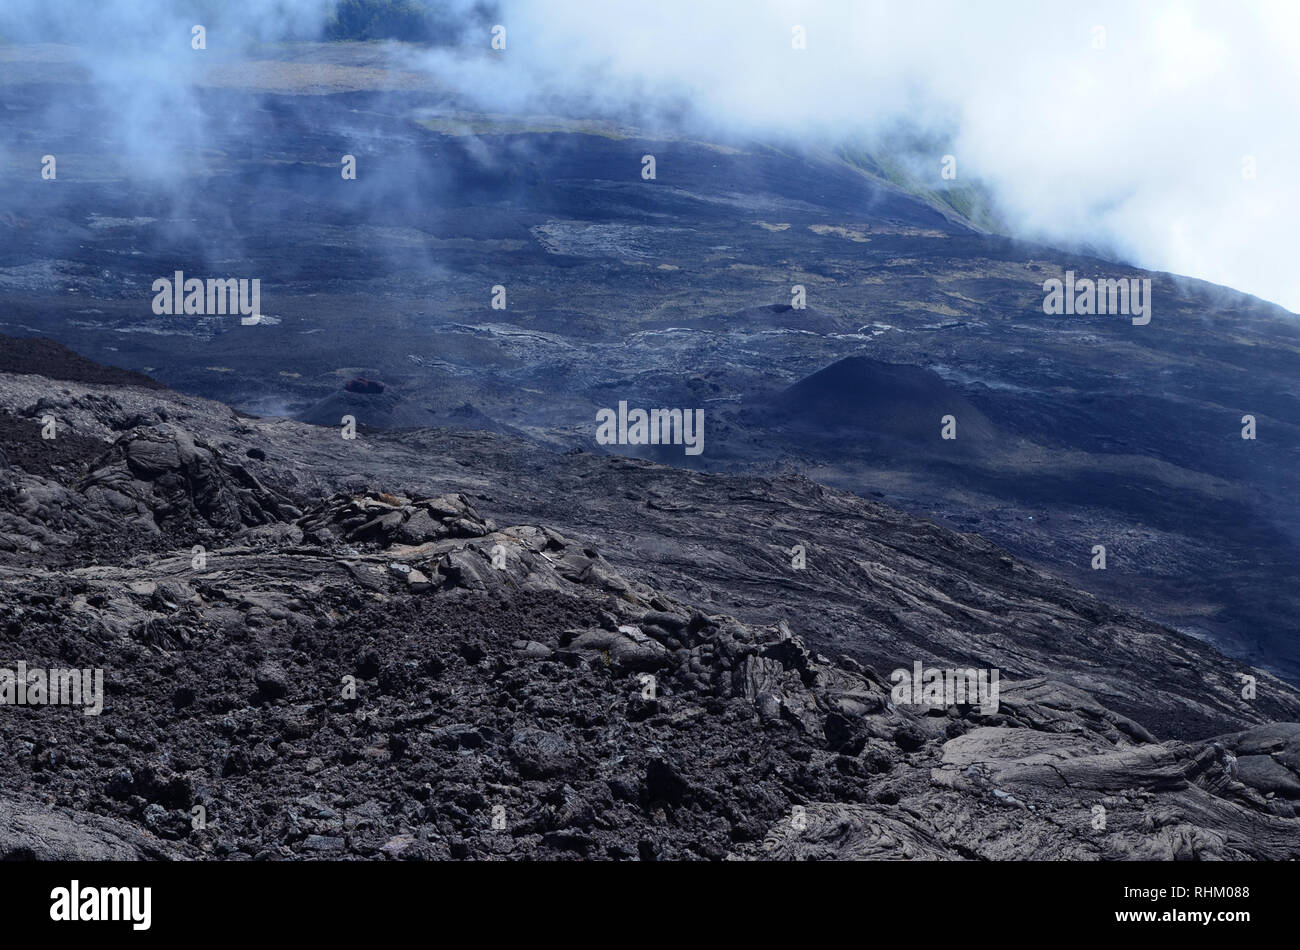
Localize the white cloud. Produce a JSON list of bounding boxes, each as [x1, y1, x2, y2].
[[462, 0, 1300, 311], [3, 0, 1295, 311]]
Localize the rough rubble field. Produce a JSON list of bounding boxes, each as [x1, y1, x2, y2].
[[2, 339, 1299, 860]]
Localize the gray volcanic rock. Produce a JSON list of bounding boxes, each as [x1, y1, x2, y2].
[[79, 425, 300, 536], [0, 797, 186, 860], [1, 358, 1299, 860]]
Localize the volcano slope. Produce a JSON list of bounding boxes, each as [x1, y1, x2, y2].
[[2, 340, 1300, 861], [4, 41, 1299, 686]]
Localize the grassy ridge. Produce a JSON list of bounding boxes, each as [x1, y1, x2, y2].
[[834, 141, 1004, 233]]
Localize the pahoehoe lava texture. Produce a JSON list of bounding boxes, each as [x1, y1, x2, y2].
[[2, 340, 1300, 860]]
